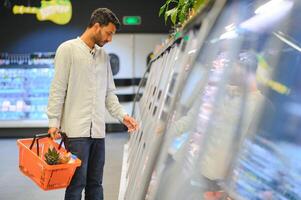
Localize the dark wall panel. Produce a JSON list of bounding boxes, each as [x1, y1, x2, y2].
[[0, 0, 171, 53]]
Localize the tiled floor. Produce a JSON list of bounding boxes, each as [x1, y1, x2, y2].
[[0, 133, 128, 200]]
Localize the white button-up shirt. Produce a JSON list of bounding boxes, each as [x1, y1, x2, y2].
[[47, 38, 127, 138]]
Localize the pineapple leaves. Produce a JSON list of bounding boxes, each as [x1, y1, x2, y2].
[[44, 147, 60, 165]]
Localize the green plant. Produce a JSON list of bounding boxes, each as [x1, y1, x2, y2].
[[159, 0, 208, 26], [193, 0, 207, 11], [44, 147, 60, 165]]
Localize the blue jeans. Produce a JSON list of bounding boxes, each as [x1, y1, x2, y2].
[[64, 137, 105, 200]]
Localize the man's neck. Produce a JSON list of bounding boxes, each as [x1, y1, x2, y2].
[[80, 30, 95, 50]]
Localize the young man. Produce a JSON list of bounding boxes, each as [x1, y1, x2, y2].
[[47, 8, 138, 200]]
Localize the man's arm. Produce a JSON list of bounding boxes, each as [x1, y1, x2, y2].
[[105, 56, 138, 132], [47, 44, 71, 138]]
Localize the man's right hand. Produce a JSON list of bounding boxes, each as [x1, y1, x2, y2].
[[48, 127, 61, 139]]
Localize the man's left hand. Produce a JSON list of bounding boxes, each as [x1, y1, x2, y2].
[[123, 115, 139, 133]]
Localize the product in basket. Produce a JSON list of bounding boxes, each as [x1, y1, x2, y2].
[[59, 152, 72, 164], [44, 146, 72, 165]]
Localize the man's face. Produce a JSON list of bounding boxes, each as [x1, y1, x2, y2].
[[94, 22, 116, 47]]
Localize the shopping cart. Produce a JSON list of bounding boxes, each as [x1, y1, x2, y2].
[[17, 133, 81, 190]]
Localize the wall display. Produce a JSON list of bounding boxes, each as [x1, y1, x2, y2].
[[0, 0, 170, 54], [12, 0, 72, 25], [0, 52, 54, 126]]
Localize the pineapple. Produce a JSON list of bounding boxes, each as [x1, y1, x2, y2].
[[44, 147, 60, 165]]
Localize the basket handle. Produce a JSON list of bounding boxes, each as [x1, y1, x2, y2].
[[29, 133, 49, 156], [29, 132, 69, 156], [59, 132, 70, 152]]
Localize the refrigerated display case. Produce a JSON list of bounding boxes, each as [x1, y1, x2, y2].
[[124, 1, 227, 199], [125, 37, 187, 200], [123, 0, 301, 200], [0, 53, 55, 127]]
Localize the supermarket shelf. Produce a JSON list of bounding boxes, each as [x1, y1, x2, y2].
[[0, 120, 48, 128]]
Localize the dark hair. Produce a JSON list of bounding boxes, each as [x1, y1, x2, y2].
[[88, 8, 121, 30]]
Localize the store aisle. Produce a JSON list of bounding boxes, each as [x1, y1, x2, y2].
[[0, 133, 128, 200]]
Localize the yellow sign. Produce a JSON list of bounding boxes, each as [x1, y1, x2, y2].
[[257, 54, 290, 95], [12, 0, 72, 25]]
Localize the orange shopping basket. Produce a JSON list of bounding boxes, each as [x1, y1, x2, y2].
[[17, 133, 81, 190]]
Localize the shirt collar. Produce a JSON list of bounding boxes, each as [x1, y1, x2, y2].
[[77, 37, 101, 51]]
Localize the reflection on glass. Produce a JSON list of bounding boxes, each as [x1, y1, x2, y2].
[[146, 0, 301, 200], [226, 1, 301, 200]]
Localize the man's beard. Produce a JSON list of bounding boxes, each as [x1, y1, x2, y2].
[[94, 35, 105, 47], [97, 38, 108, 47], [97, 40, 106, 47]]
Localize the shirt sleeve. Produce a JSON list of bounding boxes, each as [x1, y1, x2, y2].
[[47, 43, 71, 128], [105, 55, 128, 122]]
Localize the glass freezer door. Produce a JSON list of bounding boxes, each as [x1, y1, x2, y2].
[[225, 0, 301, 199], [146, 0, 301, 200]]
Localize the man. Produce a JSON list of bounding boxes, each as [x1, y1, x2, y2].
[[47, 8, 138, 200]]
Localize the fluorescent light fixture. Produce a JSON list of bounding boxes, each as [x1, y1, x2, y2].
[[273, 32, 301, 52], [188, 49, 197, 55], [219, 30, 238, 40], [225, 23, 236, 31], [255, 0, 286, 14], [214, 0, 293, 42], [240, 0, 293, 32]]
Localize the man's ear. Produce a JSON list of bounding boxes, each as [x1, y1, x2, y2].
[[93, 22, 101, 30]]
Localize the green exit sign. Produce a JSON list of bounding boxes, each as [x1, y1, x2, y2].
[[123, 16, 141, 25]]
